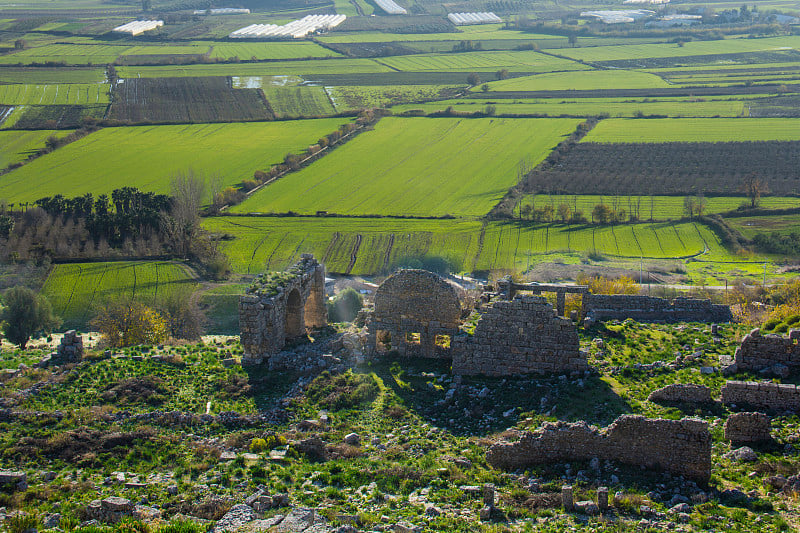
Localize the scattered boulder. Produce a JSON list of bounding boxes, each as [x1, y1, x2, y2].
[[0, 471, 27, 491], [724, 446, 758, 462], [212, 504, 257, 533], [648, 384, 712, 404], [343, 433, 360, 446]]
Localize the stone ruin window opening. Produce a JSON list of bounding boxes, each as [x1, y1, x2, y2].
[[406, 332, 421, 345], [285, 288, 304, 340], [376, 330, 392, 353], [435, 334, 451, 350]]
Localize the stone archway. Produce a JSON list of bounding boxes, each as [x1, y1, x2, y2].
[[285, 288, 304, 339]]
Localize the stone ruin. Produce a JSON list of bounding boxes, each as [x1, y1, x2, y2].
[[451, 296, 587, 376], [363, 269, 587, 376], [239, 254, 326, 365], [487, 415, 712, 483], [729, 328, 800, 374], [647, 383, 713, 404], [721, 380, 800, 412], [365, 269, 464, 359], [582, 294, 732, 324], [48, 330, 84, 365], [724, 412, 772, 443]]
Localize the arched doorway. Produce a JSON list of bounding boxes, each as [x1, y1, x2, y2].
[[285, 289, 304, 339]]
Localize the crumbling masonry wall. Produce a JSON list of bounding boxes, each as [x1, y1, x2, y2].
[[733, 328, 800, 372], [721, 380, 800, 412], [487, 415, 711, 483], [647, 384, 712, 404], [239, 254, 326, 364], [583, 295, 732, 323], [724, 412, 772, 443], [452, 296, 587, 376], [366, 269, 463, 358]]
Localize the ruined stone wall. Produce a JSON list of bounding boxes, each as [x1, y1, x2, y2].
[[583, 295, 732, 323], [366, 269, 463, 358], [239, 254, 326, 364], [452, 296, 587, 376], [647, 384, 712, 404], [487, 415, 711, 483], [733, 329, 800, 372], [721, 380, 800, 412], [724, 412, 772, 443]]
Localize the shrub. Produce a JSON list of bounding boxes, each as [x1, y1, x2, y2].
[[306, 371, 379, 410], [91, 299, 169, 348], [326, 288, 363, 323], [249, 438, 268, 453], [0, 286, 60, 349]]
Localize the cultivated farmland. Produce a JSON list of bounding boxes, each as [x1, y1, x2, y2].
[[0, 83, 109, 105], [0, 119, 350, 203], [41, 261, 197, 329], [0, 43, 131, 65], [484, 70, 671, 91], [12, 104, 107, 129], [583, 118, 800, 143], [262, 86, 335, 117], [115, 58, 393, 78], [205, 216, 722, 276], [523, 140, 800, 196], [0, 129, 67, 168], [377, 50, 589, 73], [109, 77, 273, 123], [232, 117, 580, 217], [210, 41, 340, 60]]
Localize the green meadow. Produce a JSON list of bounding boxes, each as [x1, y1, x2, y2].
[[582, 118, 800, 143], [483, 70, 671, 91], [205, 216, 725, 276], [377, 50, 588, 73], [0, 119, 350, 203], [232, 117, 580, 217], [0, 83, 109, 105], [0, 130, 69, 168], [116, 58, 393, 78], [41, 261, 197, 329], [209, 42, 341, 60]]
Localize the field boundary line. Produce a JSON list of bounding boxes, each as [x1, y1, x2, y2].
[[346, 234, 362, 275]]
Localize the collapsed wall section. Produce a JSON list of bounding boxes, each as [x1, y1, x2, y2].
[[721, 380, 800, 412], [583, 294, 732, 323], [239, 254, 326, 364], [487, 415, 711, 483], [452, 296, 587, 376], [733, 328, 800, 372]]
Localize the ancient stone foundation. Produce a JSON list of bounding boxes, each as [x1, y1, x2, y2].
[[487, 415, 711, 483], [366, 269, 463, 359], [647, 384, 713, 404], [452, 296, 587, 376], [239, 255, 326, 364], [724, 412, 772, 443], [582, 294, 732, 323], [733, 328, 800, 373], [721, 380, 800, 412]]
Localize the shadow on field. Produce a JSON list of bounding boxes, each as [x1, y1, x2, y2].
[[369, 355, 631, 436]]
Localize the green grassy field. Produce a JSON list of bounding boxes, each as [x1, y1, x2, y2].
[[0, 43, 131, 65], [205, 216, 725, 275], [483, 70, 671, 91], [0, 83, 109, 105], [232, 117, 580, 217], [319, 25, 553, 43], [0, 130, 68, 168], [582, 118, 800, 143], [0, 119, 349, 203], [728, 214, 800, 238], [377, 50, 588, 73], [116, 59, 392, 78], [209, 42, 340, 60], [330, 85, 456, 111], [392, 97, 747, 117], [0, 67, 106, 84], [121, 44, 211, 56], [558, 35, 800, 62], [262, 86, 335, 117], [519, 195, 800, 220], [41, 261, 197, 330]]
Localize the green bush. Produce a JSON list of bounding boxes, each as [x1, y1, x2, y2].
[[306, 370, 379, 410], [326, 288, 363, 323]]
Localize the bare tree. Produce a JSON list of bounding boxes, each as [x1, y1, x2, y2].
[[739, 174, 769, 208], [166, 170, 205, 258]]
